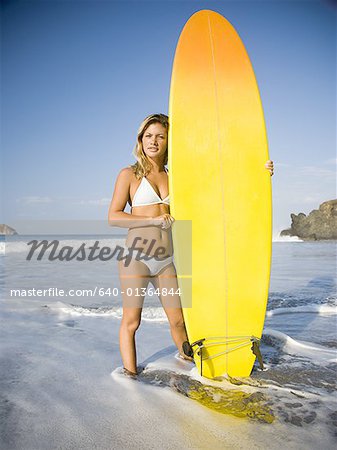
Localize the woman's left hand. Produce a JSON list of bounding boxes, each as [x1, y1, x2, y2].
[[265, 160, 274, 176]]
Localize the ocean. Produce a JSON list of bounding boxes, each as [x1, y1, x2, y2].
[[0, 236, 336, 449]]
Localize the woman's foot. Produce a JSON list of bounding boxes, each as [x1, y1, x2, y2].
[[180, 341, 194, 361], [123, 367, 138, 378]]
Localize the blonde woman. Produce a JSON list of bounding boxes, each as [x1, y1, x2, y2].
[[108, 113, 274, 376]]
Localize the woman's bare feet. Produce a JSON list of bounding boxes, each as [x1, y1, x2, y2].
[[123, 367, 138, 378], [179, 341, 194, 361]]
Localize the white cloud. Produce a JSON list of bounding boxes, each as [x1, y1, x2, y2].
[[300, 165, 336, 178], [76, 198, 111, 206], [323, 158, 337, 166], [303, 195, 324, 204], [15, 196, 111, 208], [272, 163, 336, 232], [274, 162, 290, 168], [16, 196, 53, 204]]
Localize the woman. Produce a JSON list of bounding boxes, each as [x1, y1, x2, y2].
[[108, 113, 274, 376]]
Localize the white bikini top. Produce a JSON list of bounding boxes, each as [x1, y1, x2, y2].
[[132, 167, 170, 207]]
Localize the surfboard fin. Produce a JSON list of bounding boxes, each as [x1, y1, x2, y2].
[[190, 339, 206, 376], [251, 339, 264, 370]]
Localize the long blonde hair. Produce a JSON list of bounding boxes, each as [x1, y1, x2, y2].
[[130, 113, 169, 179]]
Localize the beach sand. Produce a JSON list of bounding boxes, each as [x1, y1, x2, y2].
[[1, 296, 335, 450]]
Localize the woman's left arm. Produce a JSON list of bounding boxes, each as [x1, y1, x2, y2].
[[265, 160, 274, 176]]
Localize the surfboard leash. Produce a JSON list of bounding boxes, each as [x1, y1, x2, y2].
[[190, 339, 206, 376], [190, 336, 264, 376]]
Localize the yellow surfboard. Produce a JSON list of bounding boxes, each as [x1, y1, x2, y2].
[[168, 10, 272, 378]]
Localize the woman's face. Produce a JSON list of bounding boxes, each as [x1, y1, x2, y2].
[[142, 122, 168, 160]]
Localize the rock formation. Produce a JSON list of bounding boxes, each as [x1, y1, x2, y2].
[[0, 224, 18, 235], [281, 199, 337, 240]]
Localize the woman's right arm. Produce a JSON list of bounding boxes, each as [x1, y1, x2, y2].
[[108, 168, 155, 228]]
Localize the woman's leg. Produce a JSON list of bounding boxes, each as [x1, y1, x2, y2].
[[119, 307, 142, 374], [151, 263, 193, 360], [118, 258, 150, 373]]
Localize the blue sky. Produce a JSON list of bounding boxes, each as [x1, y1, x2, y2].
[[1, 0, 336, 234]]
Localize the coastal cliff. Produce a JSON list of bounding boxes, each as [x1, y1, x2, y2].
[[281, 199, 337, 240], [0, 224, 18, 235]]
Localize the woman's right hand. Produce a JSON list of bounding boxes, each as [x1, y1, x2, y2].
[[152, 213, 175, 229]]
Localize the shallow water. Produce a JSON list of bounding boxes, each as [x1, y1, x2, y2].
[[1, 238, 336, 448]]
